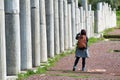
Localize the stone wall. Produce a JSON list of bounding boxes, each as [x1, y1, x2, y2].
[[0, 0, 116, 79]]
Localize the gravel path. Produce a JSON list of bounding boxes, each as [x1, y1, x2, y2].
[[26, 28, 120, 80]]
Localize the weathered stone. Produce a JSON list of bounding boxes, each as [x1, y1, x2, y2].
[[45, 0, 54, 58], [31, 0, 40, 67], [5, 0, 21, 75], [68, 3, 72, 49], [54, 0, 60, 54], [40, 0, 48, 62], [71, 1, 76, 46], [58, 0, 64, 52], [0, 0, 6, 79], [64, 0, 68, 50], [20, 0, 32, 69]]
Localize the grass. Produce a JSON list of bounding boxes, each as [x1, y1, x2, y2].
[[116, 11, 120, 27], [88, 37, 103, 46], [50, 73, 91, 79], [17, 49, 75, 80]]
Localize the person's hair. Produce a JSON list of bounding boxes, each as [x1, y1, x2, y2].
[[81, 29, 86, 35]]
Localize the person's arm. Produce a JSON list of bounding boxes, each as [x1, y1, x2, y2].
[[75, 33, 80, 40]]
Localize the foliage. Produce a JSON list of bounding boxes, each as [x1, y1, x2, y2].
[[78, 0, 120, 10], [102, 28, 114, 35], [88, 37, 102, 46], [116, 11, 120, 27]]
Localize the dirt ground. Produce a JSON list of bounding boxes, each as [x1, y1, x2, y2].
[[26, 28, 120, 80]]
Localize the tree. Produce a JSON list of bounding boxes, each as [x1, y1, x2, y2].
[[78, 0, 120, 10]]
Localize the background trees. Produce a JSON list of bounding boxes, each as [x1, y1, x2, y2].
[[78, 0, 120, 10]]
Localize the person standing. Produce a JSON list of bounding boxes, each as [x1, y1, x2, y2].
[[72, 29, 89, 71]]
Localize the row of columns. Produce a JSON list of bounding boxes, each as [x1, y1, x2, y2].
[[96, 2, 116, 33], [0, 0, 116, 80]]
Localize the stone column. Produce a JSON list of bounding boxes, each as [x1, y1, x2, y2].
[[45, 0, 54, 58], [31, 0, 40, 67], [40, 0, 48, 62], [68, 3, 72, 49], [81, 0, 88, 34], [80, 7, 84, 29], [58, 0, 64, 52], [54, 0, 60, 54], [20, 0, 32, 69], [63, 0, 68, 50], [91, 11, 95, 37], [77, 8, 81, 31], [71, 1, 76, 46], [0, 0, 6, 79], [96, 2, 103, 33], [5, 0, 21, 74], [88, 4, 92, 38], [75, 0, 79, 33]]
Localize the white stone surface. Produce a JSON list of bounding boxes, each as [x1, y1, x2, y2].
[[20, 0, 32, 69], [45, 0, 54, 58], [40, 0, 48, 62], [54, 0, 60, 54], [31, 0, 40, 67], [5, 0, 21, 75], [0, 0, 6, 79]]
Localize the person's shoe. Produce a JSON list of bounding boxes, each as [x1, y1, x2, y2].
[[82, 67, 85, 71], [72, 66, 76, 71], [73, 68, 75, 71]]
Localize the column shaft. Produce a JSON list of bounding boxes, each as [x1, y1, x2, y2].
[[45, 0, 54, 57], [64, 0, 68, 50], [58, 0, 64, 52], [68, 3, 72, 49], [0, 0, 6, 79], [20, 0, 32, 69], [5, 0, 21, 74], [54, 0, 60, 54], [40, 0, 48, 62], [31, 0, 40, 67]]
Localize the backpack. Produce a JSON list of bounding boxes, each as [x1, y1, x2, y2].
[[77, 35, 86, 49]]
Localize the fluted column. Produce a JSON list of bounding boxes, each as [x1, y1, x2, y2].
[[20, 0, 32, 69], [0, 0, 6, 79], [45, 0, 54, 58], [5, 0, 21, 74], [96, 2, 103, 33], [68, 3, 72, 49], [31, 0, 40, 67], [40, 0, 48, 62], [54, 0, 60, 54], [80, 7, 84, 29], [75, 0, 79, 33], [81, 0, 88, 33], [64, 0, 68, 50], [58, 0, 64, 52], [71, 1, 76, 46]]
